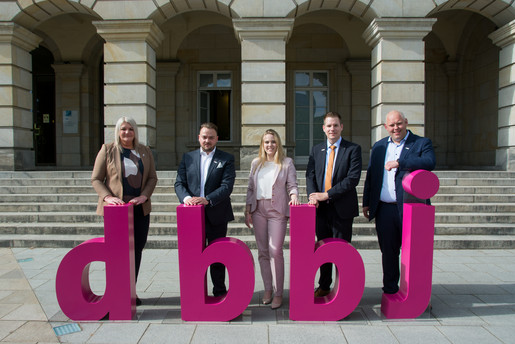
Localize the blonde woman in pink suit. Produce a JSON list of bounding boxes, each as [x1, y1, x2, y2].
[[245, 129, 300, 309]]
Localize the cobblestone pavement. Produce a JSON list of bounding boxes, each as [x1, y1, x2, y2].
[[1, 248, 514, 343]]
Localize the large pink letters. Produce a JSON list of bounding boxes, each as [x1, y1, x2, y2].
[[55, 170, 439, 321], [289, 204, 365, 321], [55, 204, 136, 320], [176, 204, 255, 321], [381, 170, 440, 319]]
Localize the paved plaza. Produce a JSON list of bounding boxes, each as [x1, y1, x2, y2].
[[1, 247, 514, 343]]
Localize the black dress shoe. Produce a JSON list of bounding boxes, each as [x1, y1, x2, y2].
[[314, 287, 330, 297], [136, 297, 142, 306]]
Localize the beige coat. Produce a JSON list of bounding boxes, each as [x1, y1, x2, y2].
[[91, 142, 158, 216], [246, 157, 298, 217]]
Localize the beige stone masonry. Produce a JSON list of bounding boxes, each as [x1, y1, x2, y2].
[[52, 63, 84, 167], [156, 61, 180, 169], [363, 18, 436, 144], [0, 23, 41, 170], [93, 20, 164, 147], [489, 19, 515, 170], [233, 18, 294, 168], [346, 60, 372, 163]]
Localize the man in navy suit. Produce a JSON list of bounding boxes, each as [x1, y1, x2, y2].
[[306, 112, 362, 297], [363, 110, 436, 294], [175, 122, 236, 297]]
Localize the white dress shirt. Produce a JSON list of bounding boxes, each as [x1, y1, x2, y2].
[[380, 131, 409, 203]]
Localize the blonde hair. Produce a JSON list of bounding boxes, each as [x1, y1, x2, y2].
[[254, 129, 285, 171], [114, 116, 140, 152]]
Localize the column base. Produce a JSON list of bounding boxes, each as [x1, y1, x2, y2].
[[0, 148, 35, 171], [239, 146, 259, 170], [496, 147, 515, 171]]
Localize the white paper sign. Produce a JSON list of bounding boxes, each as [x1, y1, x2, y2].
[[63, 110, 78, 134]]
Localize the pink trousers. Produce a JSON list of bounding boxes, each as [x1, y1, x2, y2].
[[252, 199, 287, 296]]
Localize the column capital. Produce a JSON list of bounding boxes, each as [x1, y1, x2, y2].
[[489, 19, 515, 48], [345, 60, 371, 75], [233, 18, 294, 43], [93, 20, 164, 51], [0, 23, 42, 51], [157, 61, 181, 77], [52, 63, 85, 78], [363, 18, 436, 48]]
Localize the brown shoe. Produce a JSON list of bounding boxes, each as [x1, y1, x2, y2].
[[271, 296, 282, 309], [262, 290, 273, 305], [314, 287, 330, 297]]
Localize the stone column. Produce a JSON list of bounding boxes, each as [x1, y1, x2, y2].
[[0, 23, 42, 170], [93, 20, 164, 148], [52, 63, 84, 167], [363, 18, 436, 144], [233, 18, 294, 168], [489, 20, 515, 171], [156, 62, 180, 169], [345, 60, 371, 165]]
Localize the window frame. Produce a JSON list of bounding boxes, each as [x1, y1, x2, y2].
[[197, 71, 233, 142], [293, 70, 330, 164]]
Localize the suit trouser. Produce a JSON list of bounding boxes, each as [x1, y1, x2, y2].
[[315, 201, 353, 291], [205, 218, 228, 296], [252, 199, 287, 296], [133, 205, 150, 282], [375, 202, 402, 294]]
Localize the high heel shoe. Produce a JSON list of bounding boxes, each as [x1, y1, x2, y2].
[[262, 290, 273, 305], [271, 296, 282, 309]]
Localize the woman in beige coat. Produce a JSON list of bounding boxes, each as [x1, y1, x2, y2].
[[91, 116, 157, 305], [245, 129, 299, 309]]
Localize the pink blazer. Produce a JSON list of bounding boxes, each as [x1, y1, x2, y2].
[[246, 157, 298, 217]]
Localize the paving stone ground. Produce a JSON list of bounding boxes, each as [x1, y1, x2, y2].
[[1, 247, 514, 343]]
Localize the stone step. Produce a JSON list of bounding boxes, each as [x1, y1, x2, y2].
[[0, 175, 515, 188], [1, 234, 514, 250], [1, 222, 513, 236], [0, 193, 513, 204], [1, 185, 515, 195], [1, 170, 515, 179], [2, 176, 515, 187], [1, 211, 514, 224], [0, 170, 513, 249], [0, 202, 514, 213]]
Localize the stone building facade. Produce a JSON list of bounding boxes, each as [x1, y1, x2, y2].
[[1, 0, 514, 171]]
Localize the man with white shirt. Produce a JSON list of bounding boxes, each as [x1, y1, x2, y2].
[[175, 122, 236, 297], [363, 110, 436, 294], [306, 112, 362, 297]]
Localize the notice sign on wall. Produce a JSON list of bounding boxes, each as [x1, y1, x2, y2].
[[63, 110, 78, 134]]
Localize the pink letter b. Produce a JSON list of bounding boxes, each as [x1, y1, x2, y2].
[[177, 205, 255, 321], [289, 204, 365, 321]]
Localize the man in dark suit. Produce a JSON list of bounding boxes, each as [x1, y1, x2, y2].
[[306, 112, 362, 297], [363, 110, 436, 294], [175, 122, 236, 297]]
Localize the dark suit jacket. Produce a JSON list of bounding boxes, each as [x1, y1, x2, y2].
[[363, 130, 436, 220], [91, 142, 158, 216], [306, 139, 362, 219], [174, 148, 236, 226]]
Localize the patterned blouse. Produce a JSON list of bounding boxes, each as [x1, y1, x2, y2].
[[121, 148, 144, 203]]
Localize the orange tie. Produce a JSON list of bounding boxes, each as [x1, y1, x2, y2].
[[324, 145, 336, 192]]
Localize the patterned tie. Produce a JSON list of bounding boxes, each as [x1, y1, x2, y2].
[[324, 145, 336, 192]]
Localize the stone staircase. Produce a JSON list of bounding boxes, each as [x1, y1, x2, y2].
[[0, 170, 514, 249]]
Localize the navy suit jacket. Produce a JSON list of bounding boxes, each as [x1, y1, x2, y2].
[[175, 148, 236, 226], [306, 139, 362, 219], [363, 130, 436, 220]]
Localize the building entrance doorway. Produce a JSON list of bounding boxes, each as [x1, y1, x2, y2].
[[32, 47, 56, 165]]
